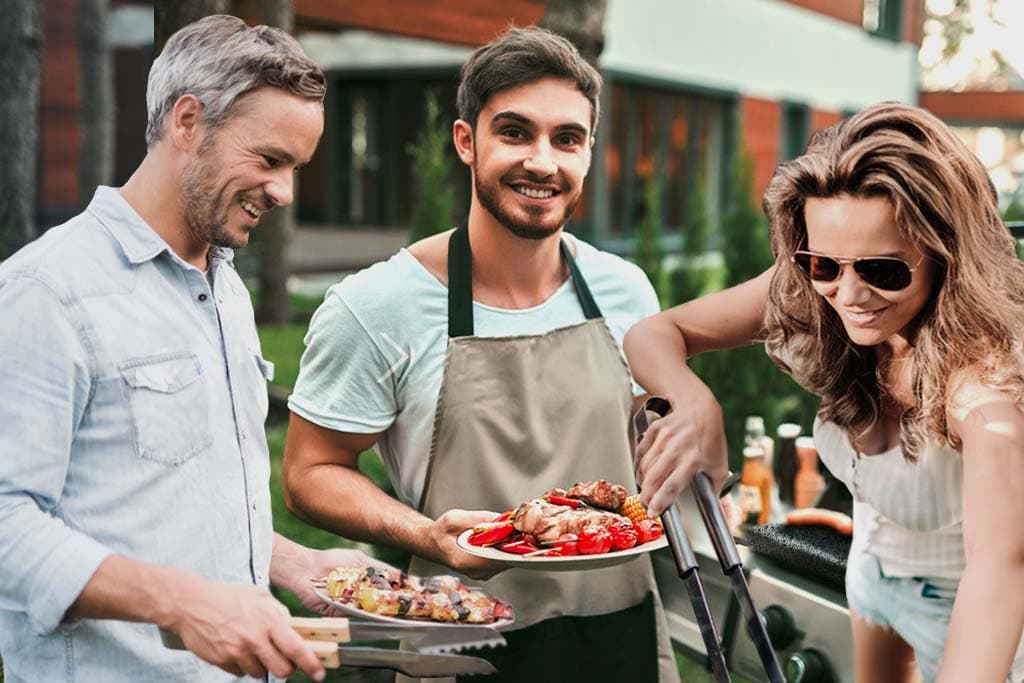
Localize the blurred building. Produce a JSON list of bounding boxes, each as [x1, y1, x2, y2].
[[285, 0, 925, 253], [37, 0, 153, 228], [35, 0, 930, 255]]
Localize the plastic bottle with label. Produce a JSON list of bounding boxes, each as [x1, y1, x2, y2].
[[794, 436, 825, 509], [739, 444, 772, 525], [745, 416, 778, 520]]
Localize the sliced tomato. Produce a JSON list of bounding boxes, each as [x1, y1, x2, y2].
[[609, 524, 638, 551], [548, 539, 580, 556], [578, 525, 613, 554], [635, 519, 663, 545]]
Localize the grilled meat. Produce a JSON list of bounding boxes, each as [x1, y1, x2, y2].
[[563, 480, 628, 510], [512, 498, 630, 543]]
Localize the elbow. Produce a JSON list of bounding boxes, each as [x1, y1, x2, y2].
[[623, 316, 659, 358]]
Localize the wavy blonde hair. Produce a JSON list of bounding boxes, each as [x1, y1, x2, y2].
[[762, 102, 1024, 457]]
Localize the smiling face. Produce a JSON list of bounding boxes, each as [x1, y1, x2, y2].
[[803, 195, 937, 352], [180, 86, 323, 249], [456, 77, 593, 240]]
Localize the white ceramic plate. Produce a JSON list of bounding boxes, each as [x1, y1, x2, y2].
[[312, 585, 515, 630], [455, 529, 669, 571]]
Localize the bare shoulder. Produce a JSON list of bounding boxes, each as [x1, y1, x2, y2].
[[946, 366, 1024, 441], [407, 230, 454, 286]]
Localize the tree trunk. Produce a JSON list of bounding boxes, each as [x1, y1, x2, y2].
[[78, 0, 114, 207], [154, 0, 229, 54], [255, 0, 295, 326], [538, 0, 608, 66], [0, 0, 43, 257]]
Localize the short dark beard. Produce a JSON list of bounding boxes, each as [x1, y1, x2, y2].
[[474, 163, 579, 241], [180, 139, 247, 250]]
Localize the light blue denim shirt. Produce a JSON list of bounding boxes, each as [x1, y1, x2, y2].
[[0, 187, 274, 682]]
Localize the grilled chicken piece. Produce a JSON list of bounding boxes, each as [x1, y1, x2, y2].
[[512, 498, 629, 543], [564, 480, 628, 510]]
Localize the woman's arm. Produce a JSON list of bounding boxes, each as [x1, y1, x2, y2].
[[937, 380, 1024, 682], [622, 267, 775, 516]]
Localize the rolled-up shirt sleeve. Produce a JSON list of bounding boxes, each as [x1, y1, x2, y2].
[[0, 276, 112, 634]]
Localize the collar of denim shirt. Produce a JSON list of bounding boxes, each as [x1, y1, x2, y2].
[[86, 186, 235, 271]]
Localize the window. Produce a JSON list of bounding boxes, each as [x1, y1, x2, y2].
[[298, 76, 467, 228], [601, 81, 726, 241], [782, 102, 810, 161], [863, 0, 903, 41]]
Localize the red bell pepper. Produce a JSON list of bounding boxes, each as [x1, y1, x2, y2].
[[467, 522, 515, 547], [491, 509, 514, 523], [547, 539, 580, 556], [498, 539, 542, 555], [545, 495, 581, 508]]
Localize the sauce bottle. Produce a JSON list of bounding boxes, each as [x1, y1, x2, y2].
[[739, 444, 772, 525], [775, 423, 802, 506], [794, 436, 825, 509]]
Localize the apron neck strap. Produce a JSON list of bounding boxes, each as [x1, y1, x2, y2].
[[447, 224, 603, 338]]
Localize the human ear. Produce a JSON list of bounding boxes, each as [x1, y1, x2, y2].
[[453, 119, 474, 166]]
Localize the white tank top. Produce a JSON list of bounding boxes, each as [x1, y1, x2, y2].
[[813, 418, 965, 579]]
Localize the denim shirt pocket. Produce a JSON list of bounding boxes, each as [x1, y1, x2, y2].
[[119, 352, 213, 465]]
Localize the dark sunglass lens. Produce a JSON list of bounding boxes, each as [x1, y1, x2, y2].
[[854, 259, 911, 290], [795, 253, 840, 281]]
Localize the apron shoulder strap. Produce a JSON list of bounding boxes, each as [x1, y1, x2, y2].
[[560, 238, 602, 321], [447, 225, 604, 338], [448, 225, 474, 338]]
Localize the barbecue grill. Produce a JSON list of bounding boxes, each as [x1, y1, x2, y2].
[[635, 397, 854, 682]]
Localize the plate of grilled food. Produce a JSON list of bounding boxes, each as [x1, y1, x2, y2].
[[312, 566, 515, 628], [456, 480, 668, 571]]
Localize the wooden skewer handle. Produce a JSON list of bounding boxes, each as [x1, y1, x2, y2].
[[306, 640, 341, 668], [289, 616, 351, 643]]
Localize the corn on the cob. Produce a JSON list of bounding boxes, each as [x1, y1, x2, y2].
[[621, 495, 649, 525]]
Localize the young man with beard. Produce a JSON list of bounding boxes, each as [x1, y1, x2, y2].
[[283, 27, 679, 682], [0, 15, 383, 683]]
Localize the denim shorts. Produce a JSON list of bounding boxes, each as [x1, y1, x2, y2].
[[846, 548, 1024, 682]]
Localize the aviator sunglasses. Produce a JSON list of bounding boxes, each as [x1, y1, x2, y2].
[[791, 250, 924, 291]]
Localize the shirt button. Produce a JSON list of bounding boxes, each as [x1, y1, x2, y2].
[[198, 293, 208, 302]]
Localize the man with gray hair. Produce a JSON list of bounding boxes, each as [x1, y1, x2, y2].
[[0, 15, 375, 682]]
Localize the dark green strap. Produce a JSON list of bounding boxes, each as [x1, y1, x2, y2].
[[447, 225, 604, 338], [561, 239, 603, 320], [448, 225, 475, 338]]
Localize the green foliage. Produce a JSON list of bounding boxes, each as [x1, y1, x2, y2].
[[408, 91, 456, 244], [661, 143, 819, 470], [720, 149, 773, 286], [670, 164, 714, 305], [633, 168, 666, 299]]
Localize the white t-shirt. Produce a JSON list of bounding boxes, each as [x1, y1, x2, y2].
[[289, 235, 660, 506]]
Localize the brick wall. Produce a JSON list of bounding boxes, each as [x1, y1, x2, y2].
[[811, 109, 842, 137], [294, 0, 546, 46], [40, 0, 82, 212], [741, 97, 782, 201], [782, 0, 863, 27]]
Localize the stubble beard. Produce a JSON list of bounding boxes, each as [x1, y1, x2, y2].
[[180, 143, 248, 250], [474, 163, 580, 241]]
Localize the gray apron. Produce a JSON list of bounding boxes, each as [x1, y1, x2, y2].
[[406, 225, 677, 682]]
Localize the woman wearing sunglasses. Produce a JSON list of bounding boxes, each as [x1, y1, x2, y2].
[[623, 102, 1024, 683]]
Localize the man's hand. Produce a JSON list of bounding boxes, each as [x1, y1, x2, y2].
[[427, 509, 508, 580], [165, 577, 326, 682]]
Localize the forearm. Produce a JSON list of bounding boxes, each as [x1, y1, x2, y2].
[[68, 555, 202, 630], [938, 556, 1024, 681], [286, 466, 437, 562], [623, 316, 713, 404]]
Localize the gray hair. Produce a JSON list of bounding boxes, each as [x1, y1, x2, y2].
[[145, 14, 325, 147]]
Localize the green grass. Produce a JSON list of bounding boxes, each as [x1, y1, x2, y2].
[[257, 324, 308, 392]]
